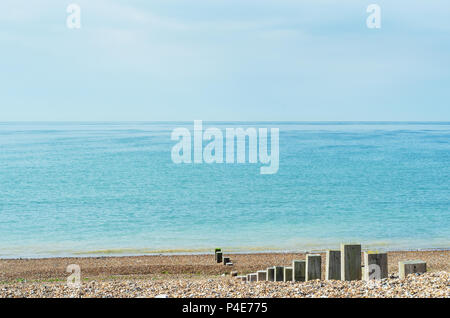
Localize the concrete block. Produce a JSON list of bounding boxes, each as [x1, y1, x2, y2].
[[398, 260, 426, 279], [284, 267, 293, 281], [257, 270, 267, 281], [364, 252, 388, 280], [326, 250, 341, 280], [341, 244, 362, 281], [267, 267, 275, 281], [274, 266, 284, 281], [306, 254, 321, 281], [292, 260, 306, 282]]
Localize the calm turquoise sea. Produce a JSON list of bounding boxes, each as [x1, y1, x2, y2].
[[0, 122, 449, 258]]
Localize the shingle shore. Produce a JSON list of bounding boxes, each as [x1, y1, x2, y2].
[[0, 250, 448, 298], [0, 272, 448, 298]]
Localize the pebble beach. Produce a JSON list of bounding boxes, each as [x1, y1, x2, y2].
[[1, 250, 449, 298]]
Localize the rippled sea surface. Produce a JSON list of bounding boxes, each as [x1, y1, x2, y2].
[[0, 122, 449, 258]]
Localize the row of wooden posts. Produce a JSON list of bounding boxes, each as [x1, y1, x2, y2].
[[215, 244, 427, 282], [215, 248, 233, 266]]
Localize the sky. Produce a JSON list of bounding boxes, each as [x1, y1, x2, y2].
[[0, 0, 449, 121]]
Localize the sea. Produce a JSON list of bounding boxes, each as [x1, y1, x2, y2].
[[0, 122, 448, 258]]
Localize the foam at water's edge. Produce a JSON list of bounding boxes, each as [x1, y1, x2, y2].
[[1, 243, 449, 259]]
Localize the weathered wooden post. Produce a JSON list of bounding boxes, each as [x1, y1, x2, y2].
[[292, 260, 306, 282], [267, 267, 275, 281], [326, 250, 341, 280], [247, 273, 257, 282], [274, 266, 284, 281], [305, 254, 321, 281], [214, 248, 221, 261], [284, 267, 293, 281], [340, 244, 361, 280], [237, 275, 247, 282], [364, 252, 388, 280], [398, 260, 426, 279], [257, 270, 267, 281], [216, 251, 223, 264]]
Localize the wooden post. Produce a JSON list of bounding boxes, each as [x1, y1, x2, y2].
[[284, 267, 293, 281], [340, 244, 361, 281], [364, 252, 388, 280], [326, 250, 341, 280], [214, 248, 221, 261], [237, 276, 247, 282], [216, 251, 223, 264], [306, 254, 321, 281], [267, 267, 275, 281], [257, 270, 267, 281], [292, 260, 306, 282], [223, 257, 230, 265], [247, 273, 257, 282], [398, 260, 426, 279], [274, 266, 284, 281]]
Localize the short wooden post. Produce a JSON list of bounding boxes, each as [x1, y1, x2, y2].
[[223, 257, 230, 265], [247, 273, 257, 282], [326, 250, 341, 280], [398, 260, 426, 279], [237, 276, 247, 282], [267, 267, 275, 281], [216, 251, 223, 264], [274, 266, 284, 281], [284, 267, 293, 281], [214, 248, 221, 261], [340, 244, 361, 281], [364, 252, 388, 280], [257, 270, 267, 281], [306, 254, 321, 281], [292, 260, 306, 282]]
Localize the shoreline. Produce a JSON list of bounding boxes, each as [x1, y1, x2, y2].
[[1, 246, 450, 260]]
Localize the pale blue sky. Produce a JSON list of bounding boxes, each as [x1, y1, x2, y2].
[[1, 0, 449, 121]]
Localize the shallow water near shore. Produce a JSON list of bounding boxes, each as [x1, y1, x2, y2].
[[0, 122, 449, 258]]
